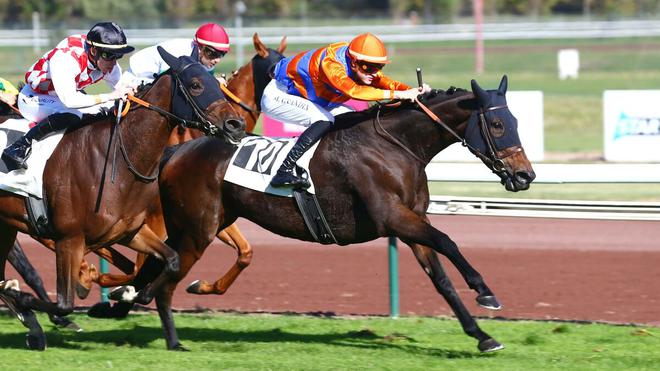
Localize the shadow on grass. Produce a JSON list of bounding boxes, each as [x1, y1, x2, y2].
[[0, 322, 480, 359]]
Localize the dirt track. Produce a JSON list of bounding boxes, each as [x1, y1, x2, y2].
[[7, 214, 660, 326]]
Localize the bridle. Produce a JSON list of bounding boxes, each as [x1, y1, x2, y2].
[[111, 69, 238, 182], [374, 95, 519, 180]]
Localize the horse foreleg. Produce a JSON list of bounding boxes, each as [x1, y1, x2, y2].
[[387, 206, 500, 310], [9, 241, 81, 331], [406, 242, 503, 352], [187, 223, 253, 295], [108, 225, 179, 305]]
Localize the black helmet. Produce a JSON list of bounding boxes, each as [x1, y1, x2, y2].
[[86, 22, 134, 56]]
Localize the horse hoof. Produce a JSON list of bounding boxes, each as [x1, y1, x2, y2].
[[76, 281, 91, 300], [26, 333, 47, 351], [87, 301, 131, 319], [50, 315, 83, 332], [108, 286, 137, 302], [186, 280, 202, 294], [170, 343, 190, 352], [476, 295, 502, 310], [478, 338, 504, 353]]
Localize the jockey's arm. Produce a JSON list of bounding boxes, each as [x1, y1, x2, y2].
[[49, 53, 117, 108]]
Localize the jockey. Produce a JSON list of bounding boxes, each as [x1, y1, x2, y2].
[[262, 32, 431, 189], [121, 22, 230, 87], [2, 21, 135, 170], [0, 77, 19, 108]]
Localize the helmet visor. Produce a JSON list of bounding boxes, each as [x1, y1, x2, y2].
[[201, 46, 227, 60]]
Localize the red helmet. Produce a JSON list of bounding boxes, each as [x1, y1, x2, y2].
[[195, 23, 230, 52], [348, 33, 389, 64]]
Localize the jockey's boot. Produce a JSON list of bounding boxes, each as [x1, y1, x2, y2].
[[270, 120, 332, 189], [2, 112, 78, 170]]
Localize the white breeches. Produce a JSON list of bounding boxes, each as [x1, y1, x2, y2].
[[17, 85, 113, 123], [260, 80, 352, 127]]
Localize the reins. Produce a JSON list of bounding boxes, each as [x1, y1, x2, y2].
[[374, 96, 516, 176], [220, 84, 259, 121]]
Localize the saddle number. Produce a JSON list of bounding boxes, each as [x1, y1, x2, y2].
[[232, 137, 289, 175]]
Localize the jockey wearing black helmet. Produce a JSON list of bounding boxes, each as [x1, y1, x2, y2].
[[2, 21, 135, 170]]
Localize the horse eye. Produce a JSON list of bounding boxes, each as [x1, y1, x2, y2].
[[189, 78, 204, 96], [490, 118, 505, 138]]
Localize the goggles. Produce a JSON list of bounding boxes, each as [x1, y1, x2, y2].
[[201, 46, 227, 60], [356, 61, 385, 75], [99, 50, 122, 61]]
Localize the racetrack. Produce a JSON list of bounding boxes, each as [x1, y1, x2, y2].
[[7, 214, 660, 326]]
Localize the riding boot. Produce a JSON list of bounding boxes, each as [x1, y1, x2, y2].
[[2, 112, 79, 170], [270, 120, 332, 189]]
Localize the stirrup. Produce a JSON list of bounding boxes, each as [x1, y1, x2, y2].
[[270, 171, 310, 189]]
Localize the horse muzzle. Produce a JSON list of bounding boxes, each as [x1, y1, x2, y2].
[[222, 118, 247, 144], [501, 169, 536, 192]]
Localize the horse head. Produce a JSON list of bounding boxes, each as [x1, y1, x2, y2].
[[158, 46, 246, 144], [465, 75, 536, 191], [251, 33, 286, 112]]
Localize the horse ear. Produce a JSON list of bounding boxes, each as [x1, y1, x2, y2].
[[278, 36, 287, 54], [471, 79, 489, 103], [253, 33, 269, 58], [498, 75, 508, 94], [158, 46, 181, 71]]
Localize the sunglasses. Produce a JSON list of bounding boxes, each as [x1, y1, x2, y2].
[[357, 62, 385, 74], [99, 51, 122, 61], [202, 46, 227, 60]]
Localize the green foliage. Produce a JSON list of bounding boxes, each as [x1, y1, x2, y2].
[[0, 312, 659, 370]]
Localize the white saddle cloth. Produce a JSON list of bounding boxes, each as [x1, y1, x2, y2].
[[0, 118, 65, 198], [224, 136, 320, 197]]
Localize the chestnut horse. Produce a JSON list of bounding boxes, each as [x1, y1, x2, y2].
[[0, 48, 245, 350], [114, 76, 536, 351]]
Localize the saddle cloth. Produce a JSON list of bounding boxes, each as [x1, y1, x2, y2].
[[224, 136, 320, 197], [0, 118, 65, 199]]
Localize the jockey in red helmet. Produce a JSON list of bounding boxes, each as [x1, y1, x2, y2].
[[121, 22, 230, 87], [262, 32, 431, 189], [2, 21, 135, 170]]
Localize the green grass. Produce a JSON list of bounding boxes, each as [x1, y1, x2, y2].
[[0, 311, 658, 370]]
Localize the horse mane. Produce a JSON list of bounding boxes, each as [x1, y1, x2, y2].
[[331, 87, 471, 131]]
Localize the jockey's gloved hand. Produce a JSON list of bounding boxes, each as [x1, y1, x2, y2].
[[395, 87, 424, 102], [108, 86, 135, 101]]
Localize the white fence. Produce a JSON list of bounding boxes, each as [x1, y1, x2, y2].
[[7, 19, 660, 48], [426, 163, 660, 220]]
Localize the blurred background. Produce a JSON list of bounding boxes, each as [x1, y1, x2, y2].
[[1, 0, 659, 202]]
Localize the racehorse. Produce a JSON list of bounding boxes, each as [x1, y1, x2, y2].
[[86, 33, 286, 295], [2, 34, 286, 323], [0, 48, 245, 350], [113, 75, 536, 352]]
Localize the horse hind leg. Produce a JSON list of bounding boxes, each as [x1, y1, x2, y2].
[[187, 223, 253, 295], [406, 242, 503, 353]]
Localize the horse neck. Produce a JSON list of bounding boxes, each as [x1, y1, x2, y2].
[[227, 63, 259, 133], [121, 76, 175, 172], [378, 94, 473, 164]]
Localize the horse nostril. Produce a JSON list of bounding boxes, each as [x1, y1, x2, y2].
[[515, 170, 535, 184], [224, 118, 245, 132]]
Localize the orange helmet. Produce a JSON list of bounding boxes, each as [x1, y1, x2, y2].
[[348, 33, 389, 64]]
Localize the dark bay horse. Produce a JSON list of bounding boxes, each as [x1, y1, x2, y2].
[[115, 75, 535, 351], [0, 48, 245, 350]]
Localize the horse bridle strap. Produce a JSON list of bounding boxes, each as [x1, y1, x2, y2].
[[415, 98, 508, 172]]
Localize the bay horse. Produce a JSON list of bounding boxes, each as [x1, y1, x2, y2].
[[114, 75, 536, 352], [0, 47, 245, 350], [2, 33, 286, 322]]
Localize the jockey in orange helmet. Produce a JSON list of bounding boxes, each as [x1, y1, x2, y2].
[[262, 32, 431, 189], [122, 22, 230, 87]]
